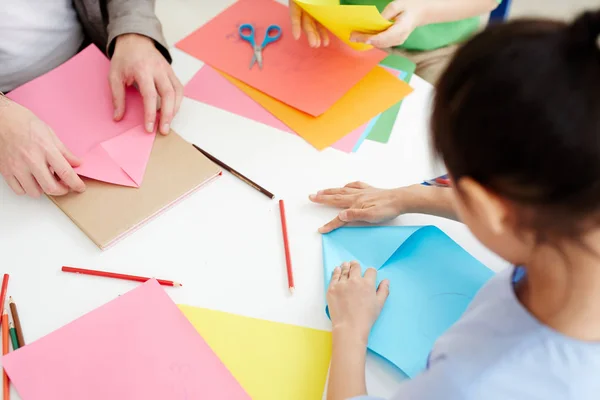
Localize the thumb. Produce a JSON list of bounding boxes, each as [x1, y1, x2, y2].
[[110, 74, 126, 121], [56, 140, 81, 168], [381, 1, 405, 20], [376, 280, 390, 309], [339, 208, 372, 223], [51, 132, 81, 167]]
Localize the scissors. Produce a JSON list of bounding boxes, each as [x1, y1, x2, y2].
[[238, 23, 282, 70]]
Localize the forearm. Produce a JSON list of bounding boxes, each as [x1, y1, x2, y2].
[[400, 184, 459, 221], [105, 0, 171, 62], [418, 0, 500, 26], [327, 328, 369, 400]]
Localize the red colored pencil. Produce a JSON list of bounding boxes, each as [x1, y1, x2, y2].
[[278, 200, 295, 294], [61, 267, 182, 287], [0, 274, 9, 329]]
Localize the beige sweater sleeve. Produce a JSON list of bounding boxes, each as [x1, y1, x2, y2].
[[105, 0, 172, 63]]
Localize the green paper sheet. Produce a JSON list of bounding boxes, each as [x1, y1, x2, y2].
[[367, 55, 416, 143]]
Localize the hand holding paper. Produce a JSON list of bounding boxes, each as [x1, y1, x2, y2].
[[327, 261, 390, 342], [110, 33, 184, 135], [0, 98, 85, 197], [7, 46, 156, 188], [349, 1, 424, 48], [289, 0, 330, 48], [293, 0, 392, 50], [322, 226, 495, 377]]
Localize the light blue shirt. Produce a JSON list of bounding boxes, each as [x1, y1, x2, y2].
[[354, 267, 600, 400]]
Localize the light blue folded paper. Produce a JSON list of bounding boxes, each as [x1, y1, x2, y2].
[[322, 226, 495, 377]]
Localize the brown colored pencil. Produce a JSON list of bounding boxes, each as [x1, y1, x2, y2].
[[193, 144, 275, 199], [9, 297, 24, 347]]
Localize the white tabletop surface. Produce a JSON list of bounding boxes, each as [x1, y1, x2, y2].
[[0, 1, 508, 398]]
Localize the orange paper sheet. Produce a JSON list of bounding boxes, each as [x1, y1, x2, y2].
[[220, 66, 413, 150], [175, 0, 387, 117]]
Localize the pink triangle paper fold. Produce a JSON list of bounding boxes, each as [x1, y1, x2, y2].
[[101, 125, 156, 186]]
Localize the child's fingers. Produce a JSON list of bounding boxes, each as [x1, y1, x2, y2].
[[329, 267, 342, 288], [302, 13, 320, 47], [368, 25, 409, 48], [340, 262, 351, 280], [318, 216, 347, 234], [349, 261, 361, 279], [290, 1, 303, 40], [376, 279, 390, 309], [317, 23, 330, 46], [381, 0, 407, 20], [350, 32, 373, 44], [363, 268, 378, 284]]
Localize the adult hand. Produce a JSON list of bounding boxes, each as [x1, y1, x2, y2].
[[0, 98, 85, 197], [327, 261, 389, 343], [350, 0, 425, 48], [290, 0, 330, 48], [109, 33, 183, 135], [309, 181, 417, 233]]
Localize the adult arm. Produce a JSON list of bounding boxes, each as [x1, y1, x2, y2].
[[105, 0, 171, 62]]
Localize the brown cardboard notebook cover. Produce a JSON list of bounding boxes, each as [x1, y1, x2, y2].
[[50, 132, 221, 250]]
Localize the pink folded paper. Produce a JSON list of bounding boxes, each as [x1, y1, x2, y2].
[[184, 65, 367, 153], [3, 279, 250, 400], [7, 45, 154, 187]]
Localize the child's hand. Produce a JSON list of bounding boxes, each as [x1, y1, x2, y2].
[[309, 182, 420, 233], [327, 261, 390, 343], [350, 1, 425, 48], [290, 0, 330, 48]]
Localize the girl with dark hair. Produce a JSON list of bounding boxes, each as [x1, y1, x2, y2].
[[311, 9, 600, 400]]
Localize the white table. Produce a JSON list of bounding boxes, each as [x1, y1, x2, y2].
[[0, 1, 508, 398]]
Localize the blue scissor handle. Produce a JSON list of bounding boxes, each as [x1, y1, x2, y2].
[[261, 24, 282, 47], [238, 23, 256, 47]]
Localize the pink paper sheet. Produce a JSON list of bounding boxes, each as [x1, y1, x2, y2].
[[184, 66, 366, 153], [3, 280, 250, 400], [6, 45, 154, 187]]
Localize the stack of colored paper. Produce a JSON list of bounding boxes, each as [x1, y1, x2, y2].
[[176, 0, 414, 152]]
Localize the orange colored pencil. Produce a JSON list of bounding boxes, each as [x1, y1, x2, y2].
[[0, 274, 8, 329], [2, 309, 9, 400], [278, 200, 295, 294]]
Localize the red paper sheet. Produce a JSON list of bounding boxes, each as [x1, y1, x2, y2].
[[176, 0, 386, 117]]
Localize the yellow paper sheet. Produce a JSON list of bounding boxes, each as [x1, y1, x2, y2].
[[220, 66, 413, 150], [179, 305, 332, 400], [294, 0, 392, 50]]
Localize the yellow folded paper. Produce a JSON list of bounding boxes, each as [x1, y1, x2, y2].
[[294, 0, 393, 50], [179, 305, 332, 400], [220, 66, 413, 151]]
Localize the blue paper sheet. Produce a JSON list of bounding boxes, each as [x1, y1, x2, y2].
[[322, 226, 495, 377]]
